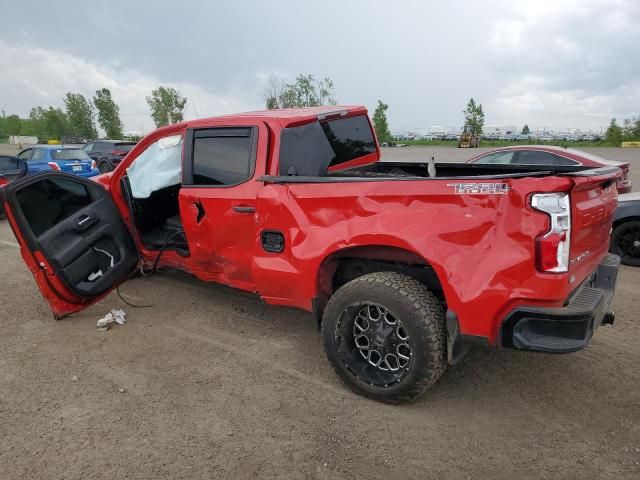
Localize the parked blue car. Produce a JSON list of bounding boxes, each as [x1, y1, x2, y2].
[[16, 146, 99, 178]]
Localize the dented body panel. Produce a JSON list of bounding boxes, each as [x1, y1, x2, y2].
[[251, 174, 609, 346]]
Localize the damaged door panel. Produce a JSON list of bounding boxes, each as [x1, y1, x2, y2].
[[1, 172, 137, 318]]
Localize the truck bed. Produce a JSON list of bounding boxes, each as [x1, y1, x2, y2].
[[262, 162, 615, 183]]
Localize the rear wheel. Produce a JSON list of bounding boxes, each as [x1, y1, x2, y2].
[[611, 220, 640, 266], [98, 160, 111, 174], [321, 272, 446, 403]]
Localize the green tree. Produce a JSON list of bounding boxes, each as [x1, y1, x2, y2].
[[93, 88, 123, 139], [462, 98, 485, 135], [622, 116, 640, 140], [146, 86, 187, 127], [265, 74, 336, 109], [521, 124, 530, 135], [372, 100, 391, 144], [5, 114, 22, 135], [45, 107, 70, 140], [605, 118, 624, 146], [64, 92, 97, 138], [23, 107, 47, 138]]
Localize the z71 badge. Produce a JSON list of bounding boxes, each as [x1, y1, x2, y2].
[[448, 183, 511, 195]]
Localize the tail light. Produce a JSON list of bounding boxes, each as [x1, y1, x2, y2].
[[91, 160, 97, 170], [621, 165, 629, 180], [47, 162, 61, 171], [532, 192, 571, 273]]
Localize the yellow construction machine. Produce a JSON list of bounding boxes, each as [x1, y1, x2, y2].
[[458, 124, 480, 148]]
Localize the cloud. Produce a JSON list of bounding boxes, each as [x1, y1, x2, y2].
[[485, 0, 640, 127], [488, 76, 640, 129], [0, 41, 259, 134], [0, 0, 637, 131]]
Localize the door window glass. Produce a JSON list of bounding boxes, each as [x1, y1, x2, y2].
[[127, 134, 183, 199], [15, 178, 92, 237], [31, 149, 46, 162], [191, 129, 254, 185], [17, 149, 33, 160]]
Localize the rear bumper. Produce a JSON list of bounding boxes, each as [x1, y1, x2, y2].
[[501, 254, 620, 353]]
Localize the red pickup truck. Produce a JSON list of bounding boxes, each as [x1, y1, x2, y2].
[[0, 106, 621, 402]]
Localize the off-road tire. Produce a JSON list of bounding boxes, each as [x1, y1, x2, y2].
[[321, 271, 447, 403]]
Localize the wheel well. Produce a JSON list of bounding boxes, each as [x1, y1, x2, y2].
[[613, 216, 640, 228], [315, 246, 445, 325]]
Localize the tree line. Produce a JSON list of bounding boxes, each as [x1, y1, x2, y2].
[[605, 117, 640, 146], [0, 86, 188, 141], [4, 73, 633, 146]]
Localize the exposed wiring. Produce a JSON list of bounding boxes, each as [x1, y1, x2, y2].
[[115, 229, 186, 308], [117, 285, 153, 308], [139, 229, 186, 277]]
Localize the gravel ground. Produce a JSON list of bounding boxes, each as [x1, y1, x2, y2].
[[0, 146, 639, 479]]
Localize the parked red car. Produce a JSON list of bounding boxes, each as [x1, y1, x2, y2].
[[0, 107, 622, 402], [467, 146, 632, 194]]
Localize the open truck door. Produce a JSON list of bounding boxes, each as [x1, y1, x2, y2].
[[0, 172, 138, 319]]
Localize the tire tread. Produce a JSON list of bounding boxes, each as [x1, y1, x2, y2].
[[321, 271, 446, 404]]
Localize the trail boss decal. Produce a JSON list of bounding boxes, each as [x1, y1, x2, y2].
[[448, 183, 511, 195]]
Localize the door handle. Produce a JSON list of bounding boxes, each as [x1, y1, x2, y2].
[[76, 214, 96, 230], [233, 205, 255, 213]]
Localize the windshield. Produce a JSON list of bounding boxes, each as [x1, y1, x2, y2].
[[51, 149, 90, 160]]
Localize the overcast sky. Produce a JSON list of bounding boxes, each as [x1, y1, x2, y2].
[[0, 0, 638, 134]]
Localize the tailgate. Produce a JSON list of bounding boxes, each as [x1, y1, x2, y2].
[[569, 167, 620, 283], [59, 160, 93, 173]]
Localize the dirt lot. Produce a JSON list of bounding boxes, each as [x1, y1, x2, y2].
[[0, 147, 639, 479]]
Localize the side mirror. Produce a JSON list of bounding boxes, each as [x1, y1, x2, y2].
[[0, 156, 28, 181]]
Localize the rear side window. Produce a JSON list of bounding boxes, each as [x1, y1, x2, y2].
[[321, 115, 376, 167], [185, 128, 256, 186], [514, 151, 565, 165], [15, 178, 92, 237], [553, 155, 580, 166], [279, 114, 376, 176], [474, 151, 515, 164]]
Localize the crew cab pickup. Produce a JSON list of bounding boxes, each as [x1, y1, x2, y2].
[[0, 106, 621, 403]]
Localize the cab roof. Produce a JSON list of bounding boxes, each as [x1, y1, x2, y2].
[[179, 105, 368, 129]]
